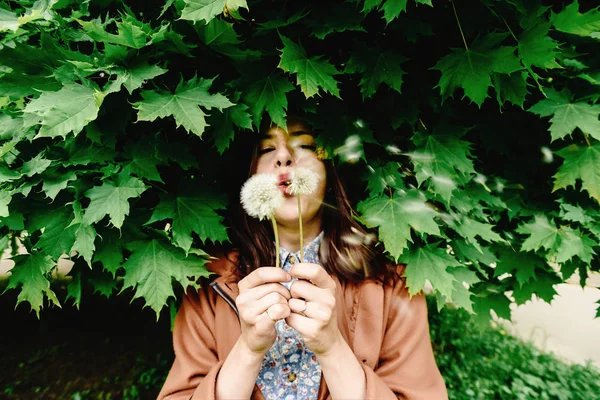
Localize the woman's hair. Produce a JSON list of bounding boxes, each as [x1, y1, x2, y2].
[[227, 119, 396, 284]]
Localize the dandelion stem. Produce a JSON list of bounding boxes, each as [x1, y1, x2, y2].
[[297, 194, 304, 262], [271, 216, 280, 268]]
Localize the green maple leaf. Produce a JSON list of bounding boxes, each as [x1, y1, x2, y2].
[[71, 224, 97, 266], [146, 193, 228, 252], [472, 292, 511, 321], [111, 62, 167, 95], [0, 191, 12, 218], [492, 71, 529, 108], [512, 268, 560, 304], [528, 89, 600, 142], [90, 269, 118, 298], [445, 267, 479, 313], [65, 269, 82, 309], [311, 3, 365, 40], [450, 214, 504, 252], [210, 99, 252, 154], [556, 228, 595, 264], [0, 71, 61, 98], [362, 0, 432, 24], [518, 23, 561, 70], [410, 128, 475, 202], [93, 232, 124, 277], [197, 18, 241, 46], [399, 246, 458, 299], [344, 48, 406, 99], [0, 166, 21, 184], [278, 35, 341, 99], [3, 252, 59, 317], [433, 33, 522, 107], [77, 18, 148, 48], [0, 211, 24, 230], [41, 170, 76, 200], [134, 76, 233, 138], [452, 240, 497, 273], [552, 1, 600, 38], [24, 83, 104, 139], [122, 141, 165, 183], [122, 238, 211, 317], [28, 207, 77, 260], [559, 203, 591, 224], [364, 162, 403, 197], [516, 215, 560, 252], [22, 154, 52, 177], [494, 247, 544, 288], [358, 191, 440, 260], [82, 172, 147, 229], [553, 143, 600, 202], [0, 8, 19, 32], [242, 71, 294, 129], [180, 0, 248, 25]]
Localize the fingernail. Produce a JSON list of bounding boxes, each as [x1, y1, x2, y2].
[[286, 273, 292, 280]]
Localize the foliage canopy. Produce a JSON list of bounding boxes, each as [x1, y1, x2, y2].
[[1, 0, 599, 322]]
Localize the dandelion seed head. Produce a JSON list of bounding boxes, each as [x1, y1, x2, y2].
[[287, 167, 319, 195], [240, 174, 283, 220]]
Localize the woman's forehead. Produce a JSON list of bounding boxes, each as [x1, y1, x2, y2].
[[260, 122, 314, 140]]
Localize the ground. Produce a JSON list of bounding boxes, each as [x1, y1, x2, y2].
[[0, 286, 174, 399]]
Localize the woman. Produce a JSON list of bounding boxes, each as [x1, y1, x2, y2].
[[158, 118, 448, 399]]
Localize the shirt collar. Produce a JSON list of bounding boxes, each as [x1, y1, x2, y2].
[[279, 231, 324, 266]]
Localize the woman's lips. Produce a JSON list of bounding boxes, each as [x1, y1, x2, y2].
[[278, 173, 292, 196]]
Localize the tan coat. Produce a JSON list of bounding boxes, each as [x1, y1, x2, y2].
[[158, 253, 448, 400]]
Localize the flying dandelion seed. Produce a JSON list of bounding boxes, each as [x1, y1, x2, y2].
[[386, 145, 402, 155], [541, 146, 553, 164], [354, 119, 365, 128], [333, 135, 363, 164], [494, 180, 505, 193]]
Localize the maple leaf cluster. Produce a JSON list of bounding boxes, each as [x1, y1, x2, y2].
[[0, 0, 599, 322]]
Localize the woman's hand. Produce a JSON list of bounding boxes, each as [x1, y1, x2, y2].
[[236, 267, 292, 355], [285, 263, 341, 355]]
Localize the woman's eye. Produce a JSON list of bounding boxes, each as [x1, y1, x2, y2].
[[300, 144, 317, 152], [258, 148, 275, 156]]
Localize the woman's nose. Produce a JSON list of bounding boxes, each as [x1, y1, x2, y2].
[[275, 145, 294, 167]]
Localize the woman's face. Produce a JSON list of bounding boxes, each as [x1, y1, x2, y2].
[[254, 121, 327, 228]]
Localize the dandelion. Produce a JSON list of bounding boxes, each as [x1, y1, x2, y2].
[[288, 167, 319, 262], [241, 174, 284, 268]]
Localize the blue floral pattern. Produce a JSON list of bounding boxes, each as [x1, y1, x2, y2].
[[256, 233, 323, 400]]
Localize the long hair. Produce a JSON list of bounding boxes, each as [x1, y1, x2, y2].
[[227, 122, 397, 285]]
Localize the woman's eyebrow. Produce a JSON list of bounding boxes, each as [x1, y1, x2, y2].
[[259, 130, 314, 139]]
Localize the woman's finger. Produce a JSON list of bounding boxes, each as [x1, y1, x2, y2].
[[289, 263, 335, 289], [263, 303, 290, 323], [288, 298, 309, 316], [255, 292, 288, 314], [245, 283, 291, 301], [238, 267, 292, 292], [289, 279, 328, 302]]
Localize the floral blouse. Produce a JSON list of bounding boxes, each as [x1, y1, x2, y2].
[[255, 233, 324, 400]]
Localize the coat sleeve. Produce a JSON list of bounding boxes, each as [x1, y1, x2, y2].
[[361, 273, 448, 400], [157, 285, 224, 400]]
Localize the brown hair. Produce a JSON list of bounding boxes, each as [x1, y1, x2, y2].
[[228, 121, 397, 285]]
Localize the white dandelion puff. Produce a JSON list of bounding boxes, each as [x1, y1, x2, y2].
[[240, 174, 283, 221], [240, 174, 283, 268], [288, 167, 319, 263], [287, 167, 319, 196]]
